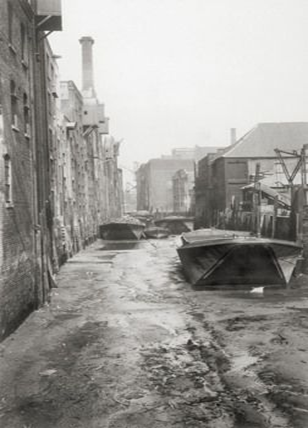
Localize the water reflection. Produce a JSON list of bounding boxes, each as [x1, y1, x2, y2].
[[98, 240, 143, 251]]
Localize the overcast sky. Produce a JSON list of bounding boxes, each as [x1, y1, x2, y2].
[[50, 0, 308, 173]]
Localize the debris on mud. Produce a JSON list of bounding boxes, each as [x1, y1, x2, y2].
[[1, 239, 308, 428]]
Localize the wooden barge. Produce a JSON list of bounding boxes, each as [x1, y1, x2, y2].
[[177, 229, 302, 286]]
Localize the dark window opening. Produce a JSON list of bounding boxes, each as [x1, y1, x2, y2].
[[21, 23, 25, 60], [23, 93, 30, 135], [4, 154, 12, 204], [8, 2, 13, 43], [10, 80, 18, 129]]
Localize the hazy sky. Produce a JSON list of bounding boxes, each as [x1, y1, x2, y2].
[[50, 0, 308, 172]]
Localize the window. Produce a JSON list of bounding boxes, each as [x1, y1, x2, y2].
[[23, 93, 30, 136], [10, 80, 18, 130], [4, 154, 12, 205], [20, 23, 28, 64], [8, 2, 13, 44], [21, 23, 25, 58], [47, 92, 52, 115]]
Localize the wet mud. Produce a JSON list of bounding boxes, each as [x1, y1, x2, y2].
[[0, 237, 308, 427]]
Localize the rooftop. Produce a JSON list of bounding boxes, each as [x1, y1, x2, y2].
[[214, 122, 308, 159]]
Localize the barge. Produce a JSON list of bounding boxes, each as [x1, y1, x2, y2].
[[99, 217, 145, 240], [177, 229, 302, 286], [154, 216, 194, 235]]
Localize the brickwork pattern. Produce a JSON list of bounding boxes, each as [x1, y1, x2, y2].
[[0, 0, 37, 340]]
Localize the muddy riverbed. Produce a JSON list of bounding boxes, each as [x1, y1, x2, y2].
[[0, 237, 308, 427]]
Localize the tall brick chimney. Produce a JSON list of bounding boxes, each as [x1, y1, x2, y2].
[[79, 36, 95, 94]]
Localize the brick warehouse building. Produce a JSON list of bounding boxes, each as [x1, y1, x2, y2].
[[0, 0, 62, 339], [79, 36, 123, 230], [195, 122, 308, 228], [58, 80, 86, 259], [57, 79, 123, 262], [0, 4, 124, 340]]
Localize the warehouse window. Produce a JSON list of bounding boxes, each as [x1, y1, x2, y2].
[[8, 3, 13, 43], [20, 23, 28, 66], [4, 154, 12, 205], [21, 23, 25, 58], [10, 80, 18, 130], [23, 93, 30, 136]]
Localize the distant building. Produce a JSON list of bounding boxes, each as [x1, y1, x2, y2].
[[194, 153, 218, 228], [195, 122, 308, 228], [136, 158, 194, 213], [161, 146, 218, 161], [172, 169, 194, 214], [123, 182, 137, 213], [136, 146, 218, 214]]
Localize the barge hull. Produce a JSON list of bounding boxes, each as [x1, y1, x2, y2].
[[99, 223, 145, 240], [177, 237, 302, 286]]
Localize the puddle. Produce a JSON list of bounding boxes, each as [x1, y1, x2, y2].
[[96, 254, 116, 262], [67, 260, 110, 264], [98, 241, 143, 251], [189, 312, 205, 322]]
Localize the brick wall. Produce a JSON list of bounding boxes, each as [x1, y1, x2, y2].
[[0, 7, 123, 340], [0, 0, 37, 339]]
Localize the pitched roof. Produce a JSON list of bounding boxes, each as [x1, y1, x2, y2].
[[217, 122, 308, 159]]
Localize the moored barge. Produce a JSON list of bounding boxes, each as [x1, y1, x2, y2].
[[154, 216, 193, 235], [144, 226, 170, 239], [99, 217, 145, 240], [177, 229, 302, 286]]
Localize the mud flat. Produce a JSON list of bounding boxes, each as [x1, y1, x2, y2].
[[0, 238, 307, 427]]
